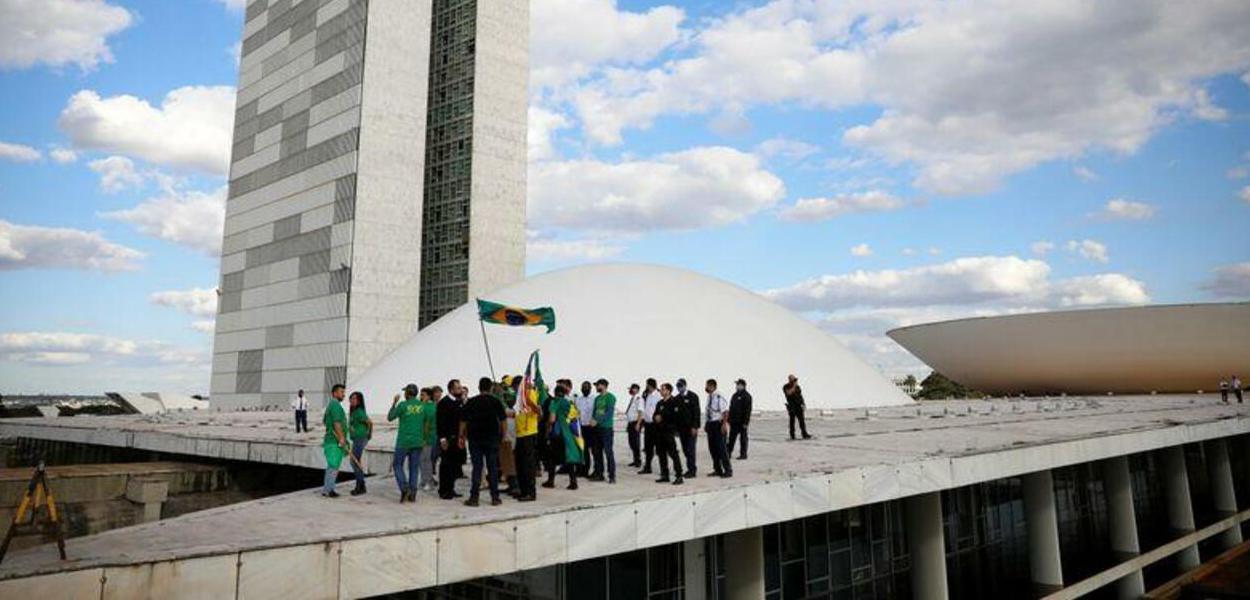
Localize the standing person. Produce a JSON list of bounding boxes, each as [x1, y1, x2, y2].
[[589, 379, 617, 483], [1220, 378, 1231, 404], [496, 377, 518, 497], [675, 379, 701, 478], [436, 380, 465, 500], [727, 379, 753, 460], [654, 383, 684, 485], [388, 384, 427, 503], [784, 375, 812, 440], [420, 386, 440, 492], [623, 383, 644, 467], [513, 380, 540, 503], [703, 379, 732, 478], [638, 378, 661, 474], [460, 377, 507, 507], [348, 391, 373, 496], [292, 389, 310, 433], [321, 384, 349, 498], [1233, 375, 1244, 404], [543, 384, 580, 490], [574, 381, 595, 477]]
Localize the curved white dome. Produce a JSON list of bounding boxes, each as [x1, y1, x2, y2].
[[351, 263, 911, 413]]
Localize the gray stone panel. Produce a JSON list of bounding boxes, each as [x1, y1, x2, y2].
[[298, 248, 332, 278], [246, 0, 267, 22], [238, 349, 264, 372], [228, 128, 359, 197], [236, 370, 262, 394], [219, 291, 243, 314], [329, 268, 351, 294], [222, 271, 246, 292], [324, 366, 346, 391], [265, 324, 295, 348], [246, 226, 331, 269]]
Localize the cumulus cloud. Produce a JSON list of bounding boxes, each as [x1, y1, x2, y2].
[[100, 186, 226, 255], [0, 141, 41, 162], [215, 0, 246, 11], [1202, 262, 1250, 298], [532, 0, 685, 89], [528, 106, 572, 161], [527, 236, 625, 263], [529, 146, 784, 234], [1030, 241, 1055, 256], [755, 137, 820, 162], [88, 155, 144, 193], [150, 288, 218, 318], [850, 243, 872, 257], [1066, 239, 1109, 264], [778, 190, 903, 222], [192, 320, 216, 334], [0, 0, 132, 71], [0, 219, 143, 271], [1093, 198, 1156, 221], [49, 148, 78, 164], [1072, 166, 1098, 182], [59, 86, 235, 175], [0, 331, 205, 368]]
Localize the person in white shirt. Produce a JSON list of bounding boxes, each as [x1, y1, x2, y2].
[[703, 379, 732, 478], [574, 381, 595, 477], [638, 378, 662, 475], [623, 384, 645, 467], [292, 389, 309, 433], [1232, 375, 1243, 404]]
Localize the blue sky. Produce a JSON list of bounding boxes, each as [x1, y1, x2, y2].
[[1, 0, 1248, 393]]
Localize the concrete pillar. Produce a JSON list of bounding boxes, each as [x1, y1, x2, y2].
[[1205, 439, 1243, 550], [1103, 456, 1145, 599], [1022, 470, 1063, 590], [124, 478, 168, 524], [723, 527, 765, 600], [683, 539, 707, 600], [904, 492, 949, 600], [1160, 446, 1200, 570]]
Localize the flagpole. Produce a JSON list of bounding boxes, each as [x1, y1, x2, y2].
[[476, 298, 497, 381]]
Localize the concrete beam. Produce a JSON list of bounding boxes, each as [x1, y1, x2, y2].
[[1023, 469, 1063, 589], [1160, 446, 1200, 570], [722, 527, 764, 600], [904, 491, 948, 600], [683, 538, 707, 600], [1102, 456, 1145, 599], [1204, 439, 1242, 550]]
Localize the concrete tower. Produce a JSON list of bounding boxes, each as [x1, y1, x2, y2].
[[210, 0, 527, 410]]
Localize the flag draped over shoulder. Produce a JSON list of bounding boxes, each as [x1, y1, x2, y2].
[[477, 299, 556, 333], [564, 403, 584, 464]]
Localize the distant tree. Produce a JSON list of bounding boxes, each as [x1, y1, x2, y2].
[[916, 371, 983, 400]]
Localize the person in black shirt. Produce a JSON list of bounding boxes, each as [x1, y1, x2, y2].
[[436, 380, 466, 499], [727, 378, 753, 459], [674, 378, 701, 478], [459, 377, 507, 506], [654, 383, 685, 485], [783, 374, 811, 440]]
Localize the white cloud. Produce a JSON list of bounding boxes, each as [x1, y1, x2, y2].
[[0, 0, 132, 71], [215, 0, 246, 11], [1050, 274, 1149, 307], [1073, 166, 1098, 182], [1093, 198, 1156, 221], [754, 137, 820, 162], [0, 219, 143, 271], [100, 186, 226, 255], [150, 288, 218, 318], [527, 236, 625, 263], [569, 2, 1250, 194], [1240, 186, 1250, 204], [59, 86, 235, 175], [0, 331, 205, 368], [529, 146, 784, 234], [1030, 241, 1055, 256], [532, 0, 685, 89], [778, 190, 903, 222], [1066, 239, 1109, 264], [88, 155, 144, 193], [1229, 166, 1248, 180], [49, 147, 78, 164], [528, 106, 571, 161], [1202, 262, 1250, 298], [191, 320, 216, 334], [0, 141, 41, 162], [850, 243, 872, 257]]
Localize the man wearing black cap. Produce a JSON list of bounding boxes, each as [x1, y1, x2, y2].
[[674, 378, 701, 478], [783, 375, 812, 440], [727, 379, 753, 460]]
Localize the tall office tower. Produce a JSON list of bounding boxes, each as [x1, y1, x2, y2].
[[210, 0, 527, 410]]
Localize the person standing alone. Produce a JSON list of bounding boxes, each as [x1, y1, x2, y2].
[[727, 379, 752, 460], [703, 379, 732, 478], [292, 389, 309, 433], [783, 375, 812, 440], [1233, 375, 1244, 404], [321, 384, 349, 497]]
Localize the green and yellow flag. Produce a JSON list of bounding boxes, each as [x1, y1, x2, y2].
[[476, 299, 556, 333]]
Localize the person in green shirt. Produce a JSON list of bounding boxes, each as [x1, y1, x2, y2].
[[322, 384, 349, 498], [347, 391, 373, 496], [388, 383, 428, 503], [589, 378, 617, 483], [419, 385, 441, 492]]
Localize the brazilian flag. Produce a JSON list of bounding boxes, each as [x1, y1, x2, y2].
[[477, 299, 556, 333]]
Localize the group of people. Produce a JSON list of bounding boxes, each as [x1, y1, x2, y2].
[[310, 373, 815, 506], [1219, 375, 1244, 404]]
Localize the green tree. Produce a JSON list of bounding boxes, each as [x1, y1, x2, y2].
[[916, 371, 983, 400]]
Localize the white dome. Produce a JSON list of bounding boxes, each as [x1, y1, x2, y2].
[[351, 263, 911, 413]]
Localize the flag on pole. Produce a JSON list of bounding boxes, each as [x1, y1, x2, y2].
[[477, 299, 557, 333], [515, 350, 546, 416]]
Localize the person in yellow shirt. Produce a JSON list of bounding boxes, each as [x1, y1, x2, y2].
[[512, 377, 539, 502]]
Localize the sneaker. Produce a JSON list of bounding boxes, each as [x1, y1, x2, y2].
[[399, 493, 407, 504], [407, 490, 418, 502], [464, 497, 480, 507], [323, 490, 340, 498]]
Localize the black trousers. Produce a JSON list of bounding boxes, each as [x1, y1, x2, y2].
[[294, 409, 308, 432], [727, 423, 748, 458], [544, 436, 577, 487], [514, 435, 537, 498], [642, 422, 656, 469], [657, 431, 683, 480], [1236, 388, 1244, 403], [679, 429, 697, 474], [788, 405, 809, 438], [438, 446, 464, 498], [705, 422, 732, 475], [626, 422, 641, 464]]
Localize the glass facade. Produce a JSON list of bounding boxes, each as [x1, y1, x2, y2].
[[419, 0, 477, 328], [1052, 463, 1114, 595], [1127, 451, 1178, 589], [941, 478, 1031, 599], [762, 501, 912, 599]]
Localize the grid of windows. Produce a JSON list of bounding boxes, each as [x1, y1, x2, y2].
[[418, 0, 478, 328], [941, 478, 1031, 599], [763, 501, 911, 599], [1052, 463, 1114, 588], [1129, 451, 1182, 590]]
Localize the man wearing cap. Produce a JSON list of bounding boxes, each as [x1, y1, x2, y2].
[[589, 378, 617, 483], [783, 374, 812, 440], [675, 378, 701, 478], [704, 379, 732, 478], [727, 379, 753, 460]]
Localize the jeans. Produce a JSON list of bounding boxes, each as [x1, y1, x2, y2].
[[705, 422, 732, 475], [294, 409, 308, 432], [351, 438, 369, 486], [727, 423, 749, 458], [679, 429, 697, 474], [393, 447, 423, 494], [627, 421, 641, 464], [421, 443, 437, 488], [592, 427, 616, 480], [323, 468, 338, 494], [469, 441, 501, 500]]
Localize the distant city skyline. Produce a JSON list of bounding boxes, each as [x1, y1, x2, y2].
[[1, 0, 1249, 393]]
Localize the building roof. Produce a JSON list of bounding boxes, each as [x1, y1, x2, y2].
[[888, 302, 1250, 395], [351, 263, 912, 412]]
